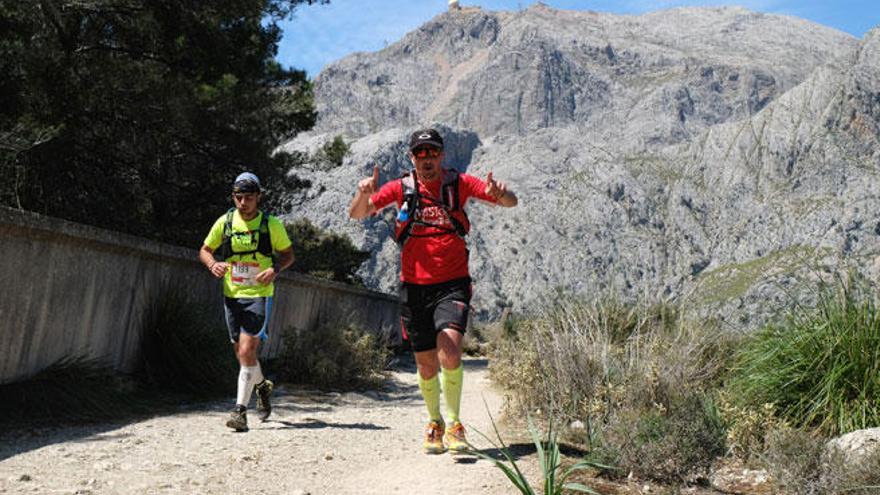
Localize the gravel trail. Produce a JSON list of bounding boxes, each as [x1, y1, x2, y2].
[[0, 358, 529, 495]]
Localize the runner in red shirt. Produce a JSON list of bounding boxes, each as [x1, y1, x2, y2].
[[349, 128, 518, 454]]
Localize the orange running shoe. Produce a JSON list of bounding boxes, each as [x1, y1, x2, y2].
[[423, 420, 446, 454], [444, 421, 469, 454]]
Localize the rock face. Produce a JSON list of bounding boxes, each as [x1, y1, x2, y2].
[[280, 5, 880, 325], [826, 427, 880, 465], [709, 459, 772, 494]]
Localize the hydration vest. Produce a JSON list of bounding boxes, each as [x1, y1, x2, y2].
[[394, 169, 470, 246], [214, 208, 273, 261]]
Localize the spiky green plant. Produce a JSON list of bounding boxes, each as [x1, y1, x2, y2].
[[728, 279, 880, 436], [139, 287, 238, 397], [468, 406, 610, 495], [0, 357, 150, 424]]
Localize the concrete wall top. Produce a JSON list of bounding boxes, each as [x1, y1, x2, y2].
[[0, 206, 397, 302]]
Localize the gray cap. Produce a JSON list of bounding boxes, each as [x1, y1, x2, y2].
[[233, 172, 261, 193]]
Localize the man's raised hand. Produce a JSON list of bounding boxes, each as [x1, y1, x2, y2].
[[485, 171, 507, 201], [358, 165, 379, 195], [350, 165, 380, 219]]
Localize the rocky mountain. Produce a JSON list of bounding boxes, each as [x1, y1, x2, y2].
[[279, 4, 880, 327]]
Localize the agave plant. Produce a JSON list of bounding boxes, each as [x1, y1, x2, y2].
[[468, 403, 610, 495]]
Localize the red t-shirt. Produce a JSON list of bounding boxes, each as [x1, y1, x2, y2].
[[371, 169, 498, 285]]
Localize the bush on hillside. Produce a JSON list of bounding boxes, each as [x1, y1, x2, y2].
[[595, 394, 725, 483], [489, 295, 735, 481], [275, 322, 389, 390], [760, 426, 825, 494], [761, 426, 880, 495], [716, 395, 788, 461], [727, 278, 880, 437], [490, 296, 734, 423], [315, 135, 350, 169], [286, 218, 370, 285]]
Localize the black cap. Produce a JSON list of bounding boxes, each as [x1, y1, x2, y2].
[[409, 128, 444, 151]]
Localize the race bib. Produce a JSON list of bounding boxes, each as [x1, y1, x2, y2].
[[230, 261, 261, 286]]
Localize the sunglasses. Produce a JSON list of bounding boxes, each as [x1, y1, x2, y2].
[[412, 147, 441, 158]]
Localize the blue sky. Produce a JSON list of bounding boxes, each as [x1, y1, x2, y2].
[[276, 0, 879, 78]]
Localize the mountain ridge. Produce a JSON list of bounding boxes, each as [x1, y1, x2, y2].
[[281, 5, 879, 327]]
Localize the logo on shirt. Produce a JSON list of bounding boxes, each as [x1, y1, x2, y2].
[[415, 206, 452, 229]]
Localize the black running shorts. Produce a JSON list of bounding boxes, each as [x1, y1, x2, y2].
[[398, 277, 471, 352], [224, 296, 273, 343]]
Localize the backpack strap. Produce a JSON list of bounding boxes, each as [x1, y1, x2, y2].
[[256, 212, 273, 257], [215, 209, 273, 260], [395, 173, 419, 246], [441, 169, 461, 211], [440, 170, 468, 236], [394, 169, 469, 246], [214, 208, 237, 260]]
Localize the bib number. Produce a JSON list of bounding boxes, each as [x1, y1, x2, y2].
[[230, 261, 261, 286]]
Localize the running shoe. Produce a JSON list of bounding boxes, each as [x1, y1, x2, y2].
[[255, 379, 274, 421], [444, 421, 469, 454], [423, 420, 446, 454], [226, 405, 248, 432]]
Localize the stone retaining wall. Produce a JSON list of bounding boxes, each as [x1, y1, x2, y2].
[[0, 207, 399, 384]]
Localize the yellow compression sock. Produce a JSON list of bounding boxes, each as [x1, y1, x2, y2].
[[418, 374, 443, 422], [441, 364, 464, 424]]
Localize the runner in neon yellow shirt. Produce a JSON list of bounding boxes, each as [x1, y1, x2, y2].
[[199, 172, 294, 432]]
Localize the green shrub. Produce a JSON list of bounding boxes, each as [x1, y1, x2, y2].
[[315, 135, 349, 169], [0, 358, 148, 424], [139, 287, 238, 397], [490, 296, 734, 425], [275, 323, 389, 390], [489, 296, 734, 482], [286, 218, 369, 285], [596, 394, 726, 483], [727, 280, 880, 436], [761, 426, 825, 494]]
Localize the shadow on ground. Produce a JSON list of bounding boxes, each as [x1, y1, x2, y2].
[[469, 442, 590, 462], [268, 418, 390, 430], [0, 357, 489, 461]]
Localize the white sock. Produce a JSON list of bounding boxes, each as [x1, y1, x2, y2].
[[235, 365, 262, 407]]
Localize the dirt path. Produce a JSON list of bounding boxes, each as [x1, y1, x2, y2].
[[0, 358, 534, 495]]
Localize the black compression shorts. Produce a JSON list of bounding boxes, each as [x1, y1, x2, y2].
[[398, 277, 471, 352]]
